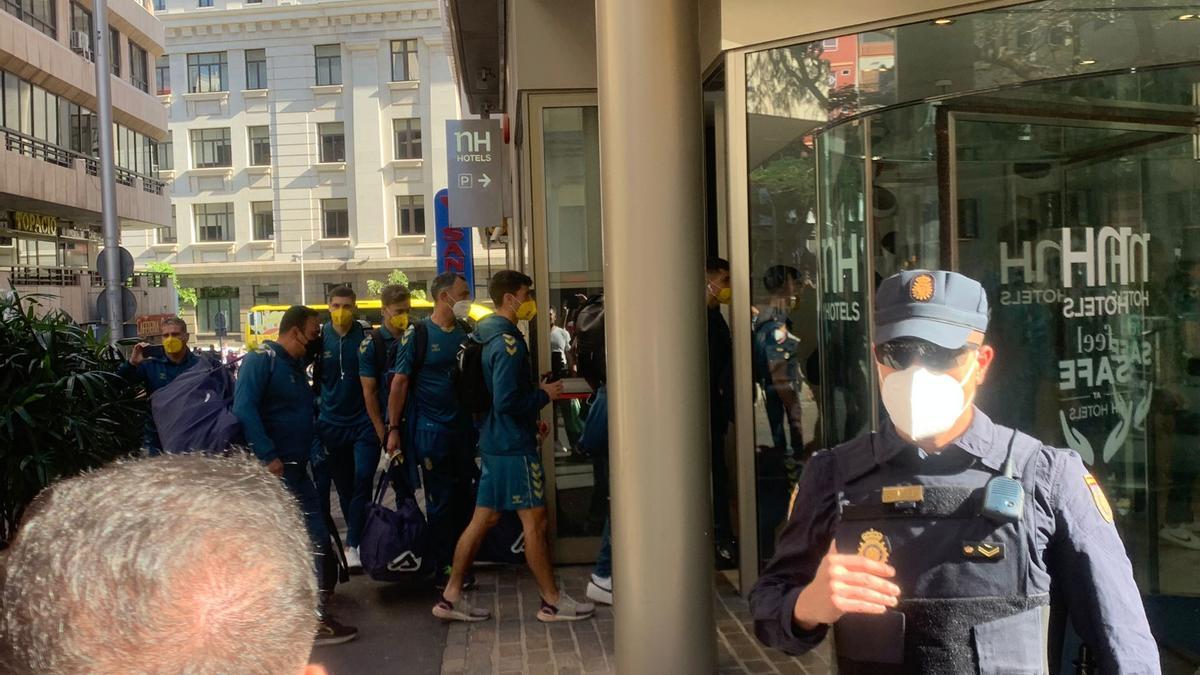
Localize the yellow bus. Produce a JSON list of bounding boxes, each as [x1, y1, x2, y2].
[[243, 299, 493, 349]]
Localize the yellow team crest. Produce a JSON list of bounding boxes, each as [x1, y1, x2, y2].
[[1084, 474, 1114, 523], [910, 274, 935, 302], [857, 529, 890, 564]]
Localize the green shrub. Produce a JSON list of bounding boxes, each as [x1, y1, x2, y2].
[[0, 293, 147, 546]]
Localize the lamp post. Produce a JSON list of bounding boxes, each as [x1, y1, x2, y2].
[[293, 234, 306, 305]]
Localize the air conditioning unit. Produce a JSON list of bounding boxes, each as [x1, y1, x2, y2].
[[70, 31, 92, 58]]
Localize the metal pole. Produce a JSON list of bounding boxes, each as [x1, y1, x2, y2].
[[596, 0, 714, 673], [93, 0, 122, 344]]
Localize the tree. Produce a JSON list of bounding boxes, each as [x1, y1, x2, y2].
[[366, 269, 427, 301], [145, 261, 197, 308], [0, 293, 147, 546]]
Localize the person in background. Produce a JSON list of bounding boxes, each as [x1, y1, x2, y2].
[[434, 270, 594, 623], [706, 257, 738, 570], [118, 316, 202, 455], [314, 285, 377, 573], [234, 304, 357, 646], [549, 307, 582, 454], [754, 265, 807, 479], [0, 454, 330, 675], [360, 284, 412, 445], [388, 272, 478, 589], [580, 382, 612, 606]]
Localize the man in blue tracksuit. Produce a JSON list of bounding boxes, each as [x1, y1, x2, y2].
[[433, 270, 594, 624], [314, 285, 378, 572], [359, 284, 412, 445], [118, 316, 203, 454], [387, 272, 478, 587], [233, 304, 357, 646]]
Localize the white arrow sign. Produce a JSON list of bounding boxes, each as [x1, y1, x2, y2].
[[479, 173, 492, 188]]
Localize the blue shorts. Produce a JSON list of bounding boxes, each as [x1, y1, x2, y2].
[[477, 453, 545, 511]]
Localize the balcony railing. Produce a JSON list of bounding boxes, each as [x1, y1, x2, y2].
[[3, 266, 85, 287], [2, 127, 167, 195]]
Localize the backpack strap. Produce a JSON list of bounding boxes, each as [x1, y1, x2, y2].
[[370, 328, 388, 379]]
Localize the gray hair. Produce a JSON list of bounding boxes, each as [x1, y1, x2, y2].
[[0, 453, 318, 675], [430, 272, 465, 304], [161, 316, 188, 333]]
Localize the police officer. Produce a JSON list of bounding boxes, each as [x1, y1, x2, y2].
[[749, 270, 1161, 675]]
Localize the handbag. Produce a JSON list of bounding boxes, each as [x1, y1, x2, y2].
[[359, 459, 433, 581]]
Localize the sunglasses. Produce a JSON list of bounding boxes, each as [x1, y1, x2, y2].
[[876, 339, 978, 372]]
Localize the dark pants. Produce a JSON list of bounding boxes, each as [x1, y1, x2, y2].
[[711, 419, 734, 543], [592, 451, 612, 578], [764, 381, 804, 457], [316, 420, 381, 548], [414, 424, 479, 570], [280, 460, 329, 600]]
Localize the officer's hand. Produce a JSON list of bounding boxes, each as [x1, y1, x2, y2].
[[541, 380, 565, 401], [130, 342, 149, 367], [386, 428, 402, 458], [266, 459, 284, 477], [792, 542, 900, 629]]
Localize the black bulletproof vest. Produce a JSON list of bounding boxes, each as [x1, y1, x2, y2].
[[830, 432, 1049, 675]]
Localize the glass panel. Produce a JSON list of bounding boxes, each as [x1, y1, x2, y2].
[[539, 104, 605, 542]]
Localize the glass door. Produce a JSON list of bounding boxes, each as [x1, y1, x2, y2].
[[527, 92, 604, 561]]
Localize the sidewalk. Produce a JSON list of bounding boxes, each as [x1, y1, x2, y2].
[[440, 566, 832, 675]]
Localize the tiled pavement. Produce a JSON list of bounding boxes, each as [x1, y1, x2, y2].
[[439, 566, 832, 675]]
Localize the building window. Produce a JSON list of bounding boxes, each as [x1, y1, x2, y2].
[[187, 52, 228, 93], [251, 201, 273, 240], [318, 122, 344, 163], [247, 125, 270, 166], [321, 198, 349, 239], [253, 284, 279, 304], [396, 195, 425, 235], [194, 203, 234, 242], [190, 128, 231, 168], [155, 55, 170, 94], [69, 3, 93, 60], [198, 0, 212, 7], [245, 49, 267, 90], [323, 281, 352, 298], [4, 0, 56, 38], [156, 131, 173, 172], [314, 45, 341, 86], [390, 39, 418, 82], [129, 43, 149, 93], [392, 118, 422, 160], [822, 38, 839, 50], [153, 0, 164, 10], [108, 28, 120, 76], [157, 205, 177, 243], [196, 287, 239, 334]]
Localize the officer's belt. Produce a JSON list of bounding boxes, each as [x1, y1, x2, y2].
[[835, 593, 1051, 675], [839, 487, 980, 521]]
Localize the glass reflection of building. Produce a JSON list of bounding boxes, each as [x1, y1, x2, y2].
[[745, 0, 1200, 669]]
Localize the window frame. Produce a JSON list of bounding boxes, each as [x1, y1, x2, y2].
[[155, 54, 170, 94], [251, 201, 274, 241], [189, 127, 232, 168], [244, 48, 267, 90], [396, 194, 425, 236], [129, 42, 149, 93], [3, 0, 56, 38], [193, 202, 234, 242], [314, 44, 342, 86], [186, 51, 228, 94], [157, 205, 177, 244], [389, 39, 419, 82], [318, 122, 345, 163], [321, 198, 349, 239], [392, 117, 422, 160], [157, 131, 173, 172], [247, 125, 270, 166]]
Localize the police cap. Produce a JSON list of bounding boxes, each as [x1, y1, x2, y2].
[[874, 270, 988, 349]]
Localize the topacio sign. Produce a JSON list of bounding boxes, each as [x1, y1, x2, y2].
[[445, 119, 502, 229]]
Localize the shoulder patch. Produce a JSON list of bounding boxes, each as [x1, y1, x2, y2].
[[1083, 473, 1114, 523], [502, 334, 517, 346], [505, 344, 519, 356], [359, 337, 372, 354]]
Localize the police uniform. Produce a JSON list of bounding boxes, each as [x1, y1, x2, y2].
[[748, 270, 1161, 675]]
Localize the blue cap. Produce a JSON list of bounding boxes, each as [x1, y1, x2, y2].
[[873, 270, 989, 349]]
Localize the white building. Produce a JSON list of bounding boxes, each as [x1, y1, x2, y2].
[[125, 0, 482, 342]]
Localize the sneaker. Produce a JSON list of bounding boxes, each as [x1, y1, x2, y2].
[[537, 593, 595, 622], [1160, 526, 1200, 551], [432, 595, 491, 622], [344, 546, 363, 574], [434, 566, 477, 592], [314, 614, 359, 647], [714, 541, 738, 571], [586, 574, 612, 605]]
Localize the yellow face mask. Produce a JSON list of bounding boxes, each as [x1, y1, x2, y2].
[[162, 336, 185, 355], [715, 287, 733, 305], [330, 308, 354, 330], [515, 299, 538, 321], [388, 312, 409, 332]]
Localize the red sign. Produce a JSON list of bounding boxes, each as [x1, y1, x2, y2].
[[135, 313, 173, 338]]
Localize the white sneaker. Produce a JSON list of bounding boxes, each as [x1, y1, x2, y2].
[[537, 592, 595, 622], [586, 574, 612, 605], [344, 546, 363, 572], [1159, 526, 1200, 551]]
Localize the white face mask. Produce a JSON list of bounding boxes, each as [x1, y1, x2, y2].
[[452, 300, 472, 321], [880, 357, 978, 441]]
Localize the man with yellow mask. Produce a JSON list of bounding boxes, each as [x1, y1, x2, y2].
[[313, 285, 376, 573], [119, 316, 202, 455], [359, 283, 412, 446], [706, 257, 738, 570]]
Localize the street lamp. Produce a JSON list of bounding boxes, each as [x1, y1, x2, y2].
[[293, 234, 306, 305]]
